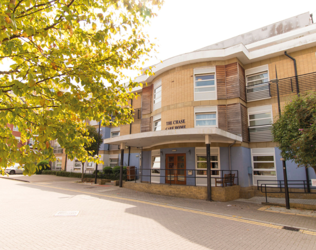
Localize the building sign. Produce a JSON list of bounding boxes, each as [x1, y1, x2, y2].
[[312, 179, 316, 187], [165, 119, 186, 130]]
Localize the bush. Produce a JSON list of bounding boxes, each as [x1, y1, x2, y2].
[[93, 170, 99, 174], [36, 160, 50, 174], [103, 166, 113, 174], [112, 166, 127, 176]]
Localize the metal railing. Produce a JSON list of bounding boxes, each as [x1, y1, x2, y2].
[[246, 71, 316, 102], [139, 169, 239, 187], [257, 179, 316, 203]]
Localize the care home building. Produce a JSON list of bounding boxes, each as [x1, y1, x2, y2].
[[58, 12, 316, 200]]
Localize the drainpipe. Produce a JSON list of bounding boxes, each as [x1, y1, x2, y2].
[[284, 51, 299, 95], [228, 141, 236, 171], [284, 52, 310, 193]]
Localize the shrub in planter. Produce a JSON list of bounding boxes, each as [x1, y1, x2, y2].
[[36, 160, 50, 174], [103, 166, 113, 174], [112, 166, 127, 176]]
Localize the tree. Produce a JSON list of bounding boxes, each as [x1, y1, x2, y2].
[[81, 125, 102, 181], [272, 92, 316, 173], [0, 0, 163, 175]]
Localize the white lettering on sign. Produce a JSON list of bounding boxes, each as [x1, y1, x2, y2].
[[312, 179, 316, 187]]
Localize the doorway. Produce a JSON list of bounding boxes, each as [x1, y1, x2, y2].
[[165, 154, 186, 185]]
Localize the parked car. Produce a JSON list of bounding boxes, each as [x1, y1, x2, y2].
[[5, 163, 24, 175]]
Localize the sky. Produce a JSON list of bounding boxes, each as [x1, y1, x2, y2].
[[141, 0, 316, 69]]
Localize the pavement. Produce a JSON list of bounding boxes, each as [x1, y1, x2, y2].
[[1, 175, 316, 249]]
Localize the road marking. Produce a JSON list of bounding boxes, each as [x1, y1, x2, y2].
[[30, 183, 316, 236]]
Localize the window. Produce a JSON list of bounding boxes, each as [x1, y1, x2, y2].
[[111, 132, 120, 138], [253, 155, 276, 176], [195, 113, 216, 127], [195, 74, 215, 93], [154, 86, 161, 104], [29, 138, 34, 146], [86, 162, 94, 169], [74, 160, 82, 169], [196, 155, 219, 176], [13, 126, 19, 132], [110, 158, 118, 167], [52, 158, 62, 170], [246, 71, 269, 93], [248, 110, 272, 135], [151, 156, 160, 174], [154, 120, 161, 131]]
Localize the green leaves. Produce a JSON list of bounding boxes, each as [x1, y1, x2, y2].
[[0, 0, 163, 175], [272, 92, 316, 173]]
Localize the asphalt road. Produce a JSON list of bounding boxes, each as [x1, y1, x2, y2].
[[1, 175, 316, 250]]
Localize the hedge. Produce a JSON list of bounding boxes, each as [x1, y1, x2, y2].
[[41, 170, 125, 180]]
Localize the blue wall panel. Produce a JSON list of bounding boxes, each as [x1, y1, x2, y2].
[[231, 147, 252, 187], [275, 147, 316, 182]]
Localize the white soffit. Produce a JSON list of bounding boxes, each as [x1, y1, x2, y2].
[[135, 25, 316, 84], [103, 127, 242, 148]]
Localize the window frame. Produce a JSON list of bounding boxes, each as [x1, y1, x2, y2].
[[153, 119, 161, 131], [194, 74, 216, 94], [111, 131, 120, 138], [195, 148, 220, 177], [151, 156, 161, 175], [153, 85, 162, 104], [110, 158, 118, 167], [195, 112, 217, 127], [248, 109, 273, 130], [251, 150, 276, 178]]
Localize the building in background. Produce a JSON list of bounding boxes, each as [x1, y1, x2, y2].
[[102, 12, 316, 197]]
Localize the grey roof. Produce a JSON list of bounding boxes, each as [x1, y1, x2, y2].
[[195, 12, 311, 51]]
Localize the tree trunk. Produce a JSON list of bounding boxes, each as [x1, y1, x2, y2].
[[81, 162, 85, 182]]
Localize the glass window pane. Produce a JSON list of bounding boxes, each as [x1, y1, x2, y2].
[[247, 72, 268, 82], [249, 126, 272, 133], [247, 85, 269, 93], [195, 87, 215, 92], [211, 162, 218, 169], [254, 163, 275, 169], [197, 162, 207, 169], [154, 97, 161, 104], [249, 119, 272, 126], [253, 156, 274, 161], [249, 113, 271, 120], [211, 156, 218, 161], [195, 80, 215, 87], [168, 156, 174, 162], [195, 75, 214, 81], [177, 156, 185, 162], [254, 171, 276, 176], [197, 170, 207, 175], [196, 114, 216, 119], [197, 156, 206, 161], [154, 91, 161, 98], [196, 120, 216, 126]]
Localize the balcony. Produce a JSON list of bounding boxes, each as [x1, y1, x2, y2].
[[249, 125, 273, 142], [246, 82, 270, 102]]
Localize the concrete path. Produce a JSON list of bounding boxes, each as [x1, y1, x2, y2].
[[1, 175, 316, 249]]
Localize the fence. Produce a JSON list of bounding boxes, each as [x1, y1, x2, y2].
[[257, 179, 316, 203], [139, 169, 239, 187]]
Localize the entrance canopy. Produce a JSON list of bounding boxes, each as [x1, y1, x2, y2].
[[104, 128, 242, 148]]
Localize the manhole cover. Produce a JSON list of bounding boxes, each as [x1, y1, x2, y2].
[[54, 211, 79, 217]]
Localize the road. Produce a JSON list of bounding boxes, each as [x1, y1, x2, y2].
[[1, 175, 316, 250]]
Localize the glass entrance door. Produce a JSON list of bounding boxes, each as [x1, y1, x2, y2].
[[165, 154, 186, 185]]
